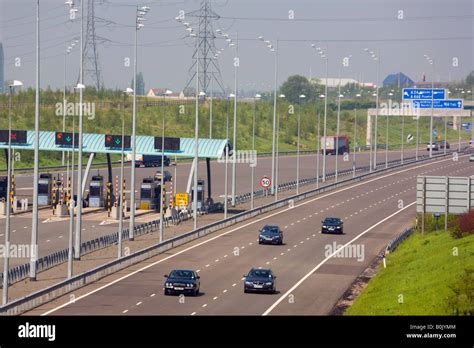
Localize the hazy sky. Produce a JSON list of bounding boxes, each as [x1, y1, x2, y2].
[[0, 0, 472, 92]]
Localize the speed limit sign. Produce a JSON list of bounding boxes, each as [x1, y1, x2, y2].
[[260, 176, 272, 189]]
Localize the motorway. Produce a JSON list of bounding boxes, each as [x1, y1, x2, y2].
[[0, 148, 426, 269], [26, 151, 473, 315]]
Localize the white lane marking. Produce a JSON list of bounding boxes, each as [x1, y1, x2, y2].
[[136, 302, 142, 306], [232, 283, 237, 287], [122, 310, 128, 314], [262, 201, 416, 316], [24, 226, 27, 229], [12, 230, 15, 233], [191, 312, 197, 316], [266, 261, 270, 265], [150, 293, 156, 297], [58, 235, 63, 238], [46, 240, 50, 243], [41, 156, 463, 315], [215, 259, 219, 262], [42, 218, 51, 224], [202, 304, 207, 308], [196, 269, 201, 273], [213, 296, 218, 300], [205, 264, 210, 267], [223, 289, 228, 293], [223, 255, 228, 258]]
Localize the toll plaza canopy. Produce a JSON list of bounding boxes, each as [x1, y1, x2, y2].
[[0, 130, 231, 159]]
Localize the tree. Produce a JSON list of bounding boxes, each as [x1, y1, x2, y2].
[[131, 72, 145, 95], [279, 75, 319, 104]]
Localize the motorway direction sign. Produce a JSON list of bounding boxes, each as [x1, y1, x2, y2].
[[0, 130, 28, 144], [105, 134, 131, 149], [416, 176, 474, 215], [175, 193, 189, 207], [412, 99, 463, 109], [260, 176, 271, 189], [403, 88, 445, 100]]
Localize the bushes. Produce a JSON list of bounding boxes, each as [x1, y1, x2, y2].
[[446, 268, 474, 315]]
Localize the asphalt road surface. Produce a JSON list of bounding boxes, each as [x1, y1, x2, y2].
[[30, 152, 473, 315]]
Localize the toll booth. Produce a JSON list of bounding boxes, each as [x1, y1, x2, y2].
[[140, 177, 162, 211], [191, 179, 206, 211], [38, 173, 53, 206], [0, 176, 7, 201], [89, 175, 104, 207]]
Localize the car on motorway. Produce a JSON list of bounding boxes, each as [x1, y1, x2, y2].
[[155, 170, 173, 183], [439, 140, 450, 149], [321, 217, 344, 234], [243, 268, 277, 294], [258, 225, 283, 245], [426, 142, 439, 151], [164, 269, 200, 296], [470, 154, 474, 162]]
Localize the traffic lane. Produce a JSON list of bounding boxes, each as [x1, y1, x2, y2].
[[46, 155, 469, 315], [10, 147, 422, 201], [265, 160, 474, 315], [192, 159, 474, 315]]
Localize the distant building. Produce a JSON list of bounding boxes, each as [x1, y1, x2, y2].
[[0, 43, 4, 93], [147, 88, 185, 99], [383, 72, 414, 87], [312, 77, 359, 88]]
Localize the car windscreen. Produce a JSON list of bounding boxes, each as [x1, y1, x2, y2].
[[324, 218, 341, 225], [169, 270, 195, 279], [261, 227, 279, 235], [248, 270, 272, 278]]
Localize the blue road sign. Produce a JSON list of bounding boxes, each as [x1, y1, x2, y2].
[[433, 129, 438, 137], [412, 99, 463, 109], [466, 123, 471, 132], [403, 88, 445, 100]]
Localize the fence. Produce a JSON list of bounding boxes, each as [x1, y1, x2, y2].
[[385, 227, 415, 253]]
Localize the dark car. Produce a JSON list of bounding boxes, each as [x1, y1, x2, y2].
[[164, 269, 200, 296], [321, 217, 344, 234], [244, 268, 277, 294], [439, 140, 450, 149], [258, 225, 283, 245], [155, 170, 173, 183]]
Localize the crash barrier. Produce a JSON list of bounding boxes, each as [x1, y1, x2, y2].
[[0, 149, 458, 315], [385, 226, 415, 253]]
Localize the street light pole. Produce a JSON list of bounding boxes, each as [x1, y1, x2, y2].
[[30, 0, 41, 279], [74, 0, 84, 259], [129, 5, 150, 240], [231, 33, 239, 206], [3, 80, 23, 304], [335, 69, 342, 183], [386, 93, 393, 169], [251, 94, 260, 209], [374, 50, 380, 169], [67, 88, 76, 278], [297, 94, 305, 194], [160, 117, 165, 242], [224, 95, 232, 219], [193, 40, 200, 230], [271, 40, 278, 196], [275, 94, 284, 200], [322, 47, 328, 181]]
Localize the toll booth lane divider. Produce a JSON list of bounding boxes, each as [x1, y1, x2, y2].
[[0, 149, 460, 315]]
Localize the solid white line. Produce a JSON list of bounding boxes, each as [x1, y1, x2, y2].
[[262, 201, 416, 316], [190, 312, 196, 315], [40, 155, 462, 316]]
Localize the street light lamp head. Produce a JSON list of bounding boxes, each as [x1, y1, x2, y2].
[[9, 80, 23, 88], [190, 33, 197, 37], [258, 35, 264, 40], [339, 94, 344, 98], [279, 94, 286, 98], [229, 93, 236, 98], [319, 94, 325, 98], [255, 94, 262, 99], [356, 93, 361, 97], [199, 91, 206, 96], [165, 90, 173, 95], [216, 29, 222, 34], [124, 88, 134, 94], [140, 6, 150, 12], [75, 83, 85, 89], [299, 94, 306, 99]]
